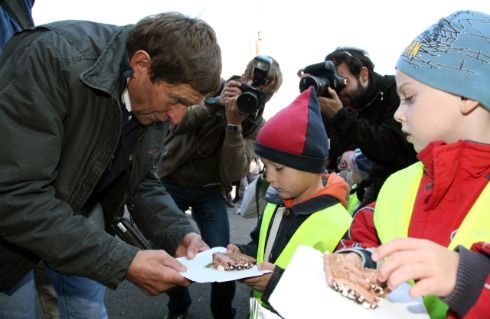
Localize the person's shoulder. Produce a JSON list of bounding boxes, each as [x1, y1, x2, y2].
[[371, 72, 399, 106], [49, 20, 123, 32], [373, 72, 396, 87]]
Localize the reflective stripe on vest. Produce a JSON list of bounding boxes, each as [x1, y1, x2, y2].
[[257, 202, 352, 266], [347, 192, 360, 216], [253, 202, 352, 304], [374, 161, 490, 318]]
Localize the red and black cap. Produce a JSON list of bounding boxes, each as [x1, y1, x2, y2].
[[254, 87, 329, 173]]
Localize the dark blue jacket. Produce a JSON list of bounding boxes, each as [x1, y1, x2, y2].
[[0, 0, 34, 54]]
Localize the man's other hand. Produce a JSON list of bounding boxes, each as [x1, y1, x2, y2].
[[175, 232, 209, 259], [126, 250, 190, 295]]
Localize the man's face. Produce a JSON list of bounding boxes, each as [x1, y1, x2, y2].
[[336, 62, 368, 109], [128, 79, 204, 126], [127, 51, 205, 125]]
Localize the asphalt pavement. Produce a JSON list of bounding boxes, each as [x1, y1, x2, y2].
[[104, 206, 258, 319]]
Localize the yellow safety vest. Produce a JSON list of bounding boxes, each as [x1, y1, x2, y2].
[[347, 191, 360, 216], [374, 162, 490, 319], [252, 202, 352, 304]]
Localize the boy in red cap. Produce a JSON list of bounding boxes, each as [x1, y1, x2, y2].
[[227, 87, 352, 317]]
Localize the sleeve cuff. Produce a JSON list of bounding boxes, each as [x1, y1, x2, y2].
[[226, 124, 242, 134], [262, 266, 284, 303], [335, 247, 376, 269], [443, 245, 490, 317]]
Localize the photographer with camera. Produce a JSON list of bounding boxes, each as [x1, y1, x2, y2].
[[157, 55, 282, 319], [299, 47, 417, 206]]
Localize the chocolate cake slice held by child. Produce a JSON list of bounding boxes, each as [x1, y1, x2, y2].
[[324, 253, 389, 309]]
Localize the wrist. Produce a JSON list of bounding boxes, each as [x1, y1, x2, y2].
[[226, 123, 242, 133]]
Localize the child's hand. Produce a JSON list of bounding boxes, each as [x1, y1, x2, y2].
[[226, 244, 241, 254], [372, 238, 459, 298], [241, 262, 275, 292], [339, 252, 363, 268], [257, 261, 275, 271]]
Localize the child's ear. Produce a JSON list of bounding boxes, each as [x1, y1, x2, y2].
[[460, 97, 480, 115]]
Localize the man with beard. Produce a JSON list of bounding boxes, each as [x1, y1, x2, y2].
[[310, 47, 417, 206]]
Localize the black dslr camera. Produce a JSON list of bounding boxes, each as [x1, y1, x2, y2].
[[236, 55, 273, 116], [299, 61, 347, 97]]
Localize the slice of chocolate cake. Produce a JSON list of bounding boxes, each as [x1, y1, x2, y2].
[[323, 253, 389, 309], [212, 252, 256, 271]]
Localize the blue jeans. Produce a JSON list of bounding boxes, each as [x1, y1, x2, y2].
[[161, 179, 236, 319], [0, 262, 107, 319]]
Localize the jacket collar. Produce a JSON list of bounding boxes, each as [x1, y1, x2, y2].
[[419, 140, 490, 207], [352, 72, 386, 112], [79, 25, 133, 99]]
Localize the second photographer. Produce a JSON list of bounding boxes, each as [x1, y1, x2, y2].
[[299, 47, 417, 206], [157, 55, 282, 319]]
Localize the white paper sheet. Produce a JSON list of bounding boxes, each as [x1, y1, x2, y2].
[[269, 245, 429, 319], [178, 247, 271, 283]]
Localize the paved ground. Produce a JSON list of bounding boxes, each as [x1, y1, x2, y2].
[[104, 206, 258, 319]]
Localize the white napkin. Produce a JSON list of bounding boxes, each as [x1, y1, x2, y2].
[[178, 247, 271, 283], [269, 245, 429, 319]]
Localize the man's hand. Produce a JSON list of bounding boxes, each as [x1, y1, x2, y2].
[[241, 262, 275, 292], [218, 80, 241, 106], [218, 80, 247, 125], [126, 250, 190, 295], [175, 232, 209, 259], [372, 238, 459, 298], [224, 97, 247, 125], [318, 87, 343, 118]]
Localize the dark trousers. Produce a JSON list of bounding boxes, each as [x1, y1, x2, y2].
[[161, 179, 236, 319]]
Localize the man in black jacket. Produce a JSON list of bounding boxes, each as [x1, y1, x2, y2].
[[0, 12, 221, 318], [307, 47, 417, 205]]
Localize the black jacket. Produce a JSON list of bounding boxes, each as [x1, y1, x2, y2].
[[0, 21, 196, 290], [324, 72, 417, 202]]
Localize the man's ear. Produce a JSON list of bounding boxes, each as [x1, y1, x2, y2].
[[460, 97, 480, 115], [129, 50, 151, 75], [359, 66, 369, 86]]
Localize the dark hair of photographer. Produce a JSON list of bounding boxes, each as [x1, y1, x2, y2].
[[325, 47, 374, 79]]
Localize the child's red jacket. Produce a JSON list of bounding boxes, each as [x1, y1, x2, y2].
[[340, 141, 490, 318]]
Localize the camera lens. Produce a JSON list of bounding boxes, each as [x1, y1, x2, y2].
[[299, 76, 328, 96], [237, 92, 259, 115]]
